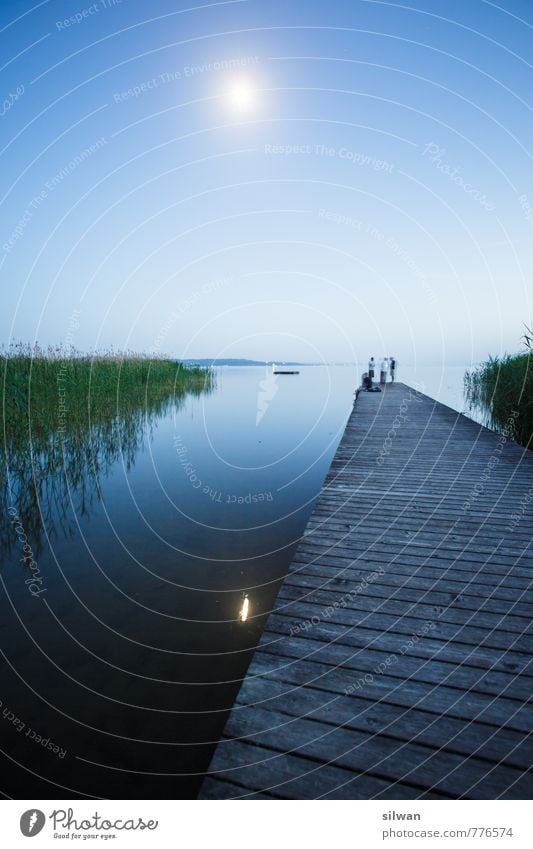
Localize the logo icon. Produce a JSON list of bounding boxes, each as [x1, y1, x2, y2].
[[20, 810, 45, 837]]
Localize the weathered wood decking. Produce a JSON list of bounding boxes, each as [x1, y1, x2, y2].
[[200, 383, 533, 799]]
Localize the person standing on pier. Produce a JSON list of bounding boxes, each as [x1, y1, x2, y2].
[[368, 356, 375, 380], [389, 356, 396, 382], [380, 357, 388, 385]]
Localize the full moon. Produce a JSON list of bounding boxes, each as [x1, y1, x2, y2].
[[227, 80, 255, 111]]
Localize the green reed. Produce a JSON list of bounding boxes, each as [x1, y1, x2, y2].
[[1, 344, 213, 556], [1, 342, 211, 441], [464, 351, 532, 449]]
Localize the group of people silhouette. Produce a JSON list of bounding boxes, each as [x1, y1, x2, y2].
[[361, 356, 396, 392]]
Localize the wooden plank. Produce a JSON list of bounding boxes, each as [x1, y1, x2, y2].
[[202, 738, 446, 799], [232, 676, 533, 770], [198, 778, 276, 799], [199, 383, 533, 799], [264, 597, 533, 652], [222, 706, 529, 799], [292, 550, 533, 587], [256, 630, 533, 702], [283, 571, 533, 616], [242, 652, 533, 735], [262, 613, 533, 675], [275, 583, 533, 633], [296, 541, 532, 573]]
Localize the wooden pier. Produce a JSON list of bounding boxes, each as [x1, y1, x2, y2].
[[200, 383, 533, 799]]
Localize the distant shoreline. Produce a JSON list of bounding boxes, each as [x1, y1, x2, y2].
[[179, 359, 336, 366]]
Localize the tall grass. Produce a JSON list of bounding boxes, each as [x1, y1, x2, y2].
[[1, 344, 213, 555], [464, 351, 532, 449], [1, 342, 211, 442]]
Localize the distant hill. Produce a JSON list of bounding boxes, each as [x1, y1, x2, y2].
[[178, 358, 315, 366]]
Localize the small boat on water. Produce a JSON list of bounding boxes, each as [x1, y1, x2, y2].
[[272, 363, 300, 375]]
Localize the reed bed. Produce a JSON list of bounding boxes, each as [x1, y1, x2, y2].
[[1, 343, 212, 443], [0, 344, 213, 555], [464, 351, 532, 449]]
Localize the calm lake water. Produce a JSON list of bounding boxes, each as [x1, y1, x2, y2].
[[0, 363, 473, 798]]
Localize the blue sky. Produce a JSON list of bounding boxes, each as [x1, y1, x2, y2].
[[1, 0, 532, 364]]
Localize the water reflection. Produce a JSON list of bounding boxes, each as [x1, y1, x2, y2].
[[0, 365, 354, 799], [1, 386, 212, 560], [1, 363, 492, 801], [464, 363, 531, 447], [239, 593, 250, 622]]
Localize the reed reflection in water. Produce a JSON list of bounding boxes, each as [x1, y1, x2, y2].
[[1, 347, 213, 558], [0, 362, 355, 799]]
